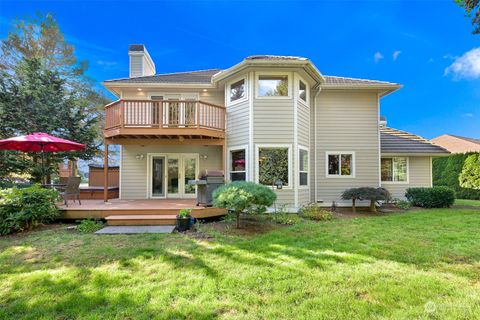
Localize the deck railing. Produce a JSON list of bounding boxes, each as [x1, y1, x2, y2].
[[105, 100, 226, 131]]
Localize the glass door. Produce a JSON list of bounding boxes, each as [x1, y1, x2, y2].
[[151, 157, 165, 197], [183, 155, 197, 198], [167, 156, 180, 198]]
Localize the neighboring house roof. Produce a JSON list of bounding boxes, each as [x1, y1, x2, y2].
[[431, 134, 480, 153], [381, 127, 449, 154]]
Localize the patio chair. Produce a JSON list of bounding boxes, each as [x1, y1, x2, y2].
[[60, 177, 81, 207]]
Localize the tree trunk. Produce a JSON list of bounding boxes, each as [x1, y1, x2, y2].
[[370, 200, 377, 213], [352, 198, 356, 213], [236, 211, 240, 229]]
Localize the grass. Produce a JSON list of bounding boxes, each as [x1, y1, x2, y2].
[[1, 209, 480, 319], [455, 198, 480, 207]]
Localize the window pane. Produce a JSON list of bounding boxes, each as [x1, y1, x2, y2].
[[300, 172, 308, 186], [230, 79, 245, 102], [394, 157, 407, 182], [299, 80, 306, 101], [341, 154, 352, 175], [259, 148, 289, 186], [258, 76, 288, 97], [300, 149, 308, 171], [328, 154, 339, 175], [231, 172, 246, 181], [231, 150, 246, 172], [381, 158, 393, 181]]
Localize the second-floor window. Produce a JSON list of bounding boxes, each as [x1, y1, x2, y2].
[[230, 79, 246, 103], [299, 80, 307, 103], [258, 75, 289, 97]]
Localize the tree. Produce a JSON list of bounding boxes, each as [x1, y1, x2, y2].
[[455, 0, 480, 34], [341, 188, 363, 213], [356, 187, 391, 213], [0, 58, 100, 182], [459, 153, 480, 189], [213, 182, 277, 228]]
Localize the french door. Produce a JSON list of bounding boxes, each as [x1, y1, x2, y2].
[[149, 154, 199, 199]]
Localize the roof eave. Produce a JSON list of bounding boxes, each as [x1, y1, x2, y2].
[[322, 84, 403, 96], [381, 151, 450, 157], [102, 82, 217, 89]]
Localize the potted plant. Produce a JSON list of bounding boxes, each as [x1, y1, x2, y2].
[[176, 208, 192, 232]]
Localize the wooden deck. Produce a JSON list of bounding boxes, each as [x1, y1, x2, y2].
[[59, 199, 227, 220]]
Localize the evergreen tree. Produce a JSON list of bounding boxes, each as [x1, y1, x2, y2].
[[459, 153, 480, 190]]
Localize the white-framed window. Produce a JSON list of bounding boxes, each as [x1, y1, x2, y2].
[[299, 146, 309, 187], [227, 77, 247, 105], [326, 152, 355, 178], [256, 73, 291, 98], [256, 144, 292, 188], [229, 146, 247, 181], [298, 79, 307, 103], [381, 157, 408, 183]]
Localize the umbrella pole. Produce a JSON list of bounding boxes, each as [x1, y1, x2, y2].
[[41, 150, 46, 185]]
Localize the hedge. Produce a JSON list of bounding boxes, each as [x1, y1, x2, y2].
[[432, 153, 480, 200], [405, 186, 455, 208]]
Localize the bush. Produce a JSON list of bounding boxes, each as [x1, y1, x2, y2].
[[459, 153, 480, 190], [213, 182, 277, 228], [300, 204, 333, 221], [393, 199, 411, 210], [405, 186, 455, 208], [341, 188, 363, 213], [356, 187, 391, 213], [433, 153, 480, 200], [77, 219, 104, 233], [0, 185, 60, 235], [270, 212, 301, 225]]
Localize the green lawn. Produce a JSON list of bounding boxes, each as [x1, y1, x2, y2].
[[455, 199, 480, 207], [2, 209, 480, 319]]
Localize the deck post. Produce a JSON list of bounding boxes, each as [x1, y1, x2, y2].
[[103, 139, 109, 202], [221, 141, 226, 173]]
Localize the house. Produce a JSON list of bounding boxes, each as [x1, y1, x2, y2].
[[100, 44, 449, 210], [431, 134, 480, 154]]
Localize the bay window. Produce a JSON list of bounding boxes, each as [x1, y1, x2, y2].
[[299, 148, 308, 186], [230, 149, 246, 181], [257, 146, 290, 187]]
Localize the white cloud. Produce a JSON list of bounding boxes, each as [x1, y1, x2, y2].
[[392, 50, 402, 61], [445, 47, 480, 80], [462, 113, 474, 118], [374, 52, 384, 63], [97, 60, 117, 67]]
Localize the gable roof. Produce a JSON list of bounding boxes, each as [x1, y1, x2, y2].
[[430, 134, 480, 153], [445, 134, 480, 145], [381, 127, 449, 155], [103, 69, 222, 84]]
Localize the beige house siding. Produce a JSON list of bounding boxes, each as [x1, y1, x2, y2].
[[226, 99, 249, 147], [315, 90, 380, 205], [382, 156, 432, 199], [120, 145, 222, 199], [298, 102, 310, 147], [121, 88, 224, 106]]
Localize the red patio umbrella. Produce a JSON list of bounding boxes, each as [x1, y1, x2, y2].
[[0, 132, 86, 184]]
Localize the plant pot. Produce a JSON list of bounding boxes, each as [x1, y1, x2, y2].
[[176, 216, 191, 232]]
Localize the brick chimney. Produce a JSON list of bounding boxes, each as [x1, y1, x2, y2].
[[128, 44, 156, 78]]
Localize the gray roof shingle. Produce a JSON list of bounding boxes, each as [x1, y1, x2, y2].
[[129, 44, 145, 52], [381, 127, 449, 154], [323, 75, 399, 86], [103, 69, 222, 84]]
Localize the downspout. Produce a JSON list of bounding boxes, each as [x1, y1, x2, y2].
[[314, 87, 322, 203]]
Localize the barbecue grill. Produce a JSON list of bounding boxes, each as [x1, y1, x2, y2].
[[188, 169, 225, 207]]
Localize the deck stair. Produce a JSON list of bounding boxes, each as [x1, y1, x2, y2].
[[105, 214, 177, 226]]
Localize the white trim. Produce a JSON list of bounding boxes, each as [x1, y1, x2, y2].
[[227, 145, 249, 182], [380, 156, 409, 184], [226, 75, 248, 106], [255, 71, 293, 99], [146, 153, 200, 199], [377, 93, 381, 187], [298, 145, 309, 188], [325, 151, 356, 178], [119, 145, 122, 200], [293, 73, 299, 207], [255, 144, 293, 189], [313, 88, 321, 203], [248, 71, 254, 182], [430, 156, 433, 187]]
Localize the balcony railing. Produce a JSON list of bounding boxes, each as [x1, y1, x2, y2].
[[104, 100, 226, 137]]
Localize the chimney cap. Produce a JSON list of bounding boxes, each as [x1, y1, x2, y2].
[[129, 44, 145, 52]]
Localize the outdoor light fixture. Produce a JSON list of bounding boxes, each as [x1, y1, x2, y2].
[[135, 154, 144, 160], [274, 180, 283, 190], [202, 89, 208, 92], [200, 154, 208, 160], [137, 88, 142, 91]]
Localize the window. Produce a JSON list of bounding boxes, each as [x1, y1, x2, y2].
[[258, 75, 289, 97], [381, 157, 408, 182], [327, 152, 354, 177], [299, 80, 307, 102], [258, 147, 290, 187], [229, 79, 245, 102], [299, 148, 308, 186], [230, 149, 246, 181]]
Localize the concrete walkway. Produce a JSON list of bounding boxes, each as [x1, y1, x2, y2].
[[95, 226, 175, 234]]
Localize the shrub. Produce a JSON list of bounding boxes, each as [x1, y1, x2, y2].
[[405, 186, 455, 208], [0, 185, 60, 235], [300, 204, 333, 221], [393, 199, 411, 210], [178, 208, 192, 218], [341, 188, 363, 213], [356, 187, 391, 213], [271, 212, 301, 225], [213, 181, 277, 228], [459, 153, 480, 190], [77, 219, 104, 233]]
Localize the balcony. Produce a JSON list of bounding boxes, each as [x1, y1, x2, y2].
[[104, 100, 226, 141]]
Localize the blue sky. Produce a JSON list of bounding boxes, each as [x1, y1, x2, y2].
[[1, 0, 479, 139]]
